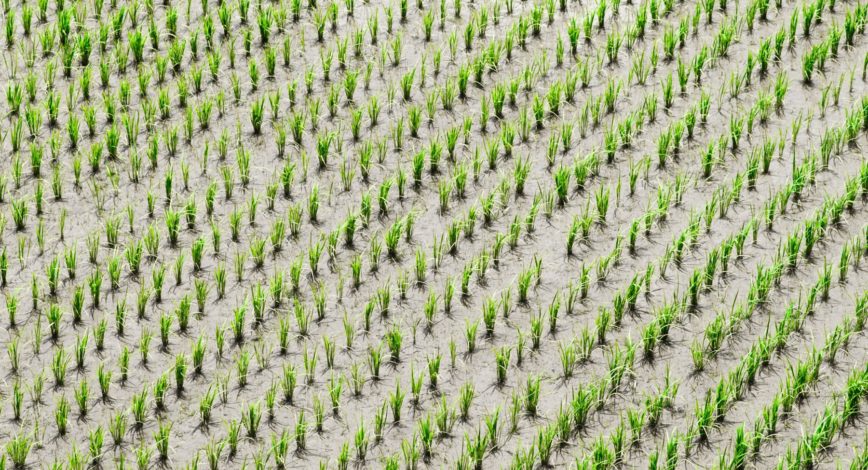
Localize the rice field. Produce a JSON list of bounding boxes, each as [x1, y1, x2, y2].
[[0, 0, 867, 467]]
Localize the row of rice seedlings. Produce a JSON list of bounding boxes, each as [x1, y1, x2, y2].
[[716, 348, 867, 469], [557, 8, 810, 259], [693, 160, 867, 360], [639, 165, 804, 356], [566, 370, 680, 467], [462, 114, 860, 440], [498, 138, 864, 460], [505, 360, 679, 468], [577, 260, 858, 469], [689, 255, 866, 451], [568, 258, 864, 468], [651, 164, 865, 362]]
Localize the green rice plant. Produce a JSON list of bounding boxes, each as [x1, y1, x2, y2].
[[4, 333, 20, 374], [129, 389, 148, 428], [74, 377, 90, 416], [457, 382, 475, 421], [216, 417, 239, 459], [548, 293, 561, 332], [366, 342, 386, 382], [823, 322, 850, 364], [158, 311, 174, 349], [249, 97, 266, 134], [46, 303, 62, 340], [729, 115, 743, 151], [6, 433, 33, 468], [10, 198, 27, 231], [105, 256, 121, 292], [480, 296, 498, 337], [460, 426, 488, 470], [837, 240, 854, 285], [51, 349, 69, 387], [240, 401, 262, 438], [153, 421, 171, 461], [163, 207, 182, 247], [559, 341, 577, 379], [348, 421, 368, 462], [524, 376, 541, 416], [236, 348, 254, 387], [388, 381, 406, 423], [516, 297, 542, 344], [172, 352, 187, 392], [197, 438, 223, 470], [53, 393, 72, 436], [384, 323, 403, 362], [690, 338, 707, 371], [30, 274, 40, 311], [640, 319, 661, 357], [596, 306, 611, 345], [661, 74, 674, 109], [308, 184, 320, 222], [802, 222, 823, 258], [595, 185, 611, 223], [9, 380, 23, 421], [517, 268, 533, 304], [171, 255, 184, 287], [554, 165, 571, 205]]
